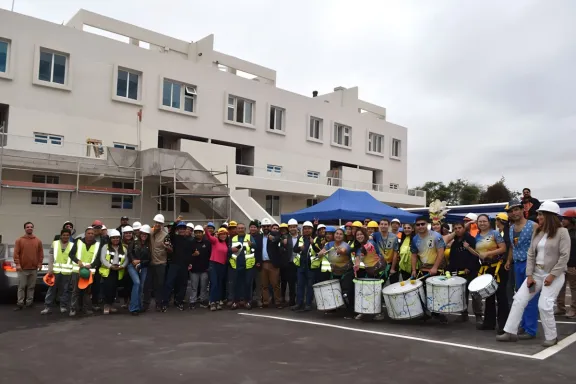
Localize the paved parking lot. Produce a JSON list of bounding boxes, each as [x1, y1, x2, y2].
[[0, 304, 575, 384]]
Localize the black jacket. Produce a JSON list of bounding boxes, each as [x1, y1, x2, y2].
[[448, 233, 478, 273], [170, 235, 196, 266], [190, 238, 211, 272], [128, 241, 152, 268], [254, 231, 282, 267], [568, 228, 576, 268]]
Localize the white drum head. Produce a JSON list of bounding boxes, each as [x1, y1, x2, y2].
[[469, 274, 494, 291], [313, 279, 340, 288], [383, 280, 422, 295]]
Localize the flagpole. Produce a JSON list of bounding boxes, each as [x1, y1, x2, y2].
[[11, 0, 15, 11]]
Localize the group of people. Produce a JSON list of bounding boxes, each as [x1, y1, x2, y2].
[[11, 187, 575, 348]]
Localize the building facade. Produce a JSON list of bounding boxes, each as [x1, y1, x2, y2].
[[0, 9, 425, 242]]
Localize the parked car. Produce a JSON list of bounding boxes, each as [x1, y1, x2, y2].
[[0, 243, 52, 298]]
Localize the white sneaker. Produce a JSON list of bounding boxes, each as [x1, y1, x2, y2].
[[40, 308, 51, 315], [60, 307, 68, 314]]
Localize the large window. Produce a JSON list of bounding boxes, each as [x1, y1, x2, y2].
[[368, 133, 384, 154], [227, 96, 254, 125], [309, 117, 323, 141], [391, 138, 401, 158], [31, 175, 59, 206], [34, 133, 63, 146], [333, 123, 352, 147], [116, 69, 140, 100], [111, 181, 134, 209], [266, 195, 280, 216], [0, 40, 8, 73], [162, 79, 197, 113], [269, 106, 285, 131], [38, 49, 67, 85]]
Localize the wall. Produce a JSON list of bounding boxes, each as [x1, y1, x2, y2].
[[340, 166, 373, 189], [179, 139, 236, 185]]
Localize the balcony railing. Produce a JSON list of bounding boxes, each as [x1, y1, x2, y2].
[[235, 164, 425, 198]]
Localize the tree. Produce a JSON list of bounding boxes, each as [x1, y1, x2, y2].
[[415, 179, 484, 206], [459, 184, 483, 205], [478, 177, 518, 203], [415, 181, 452, 206]]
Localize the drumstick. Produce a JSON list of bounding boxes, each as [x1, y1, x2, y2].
[[400, 273, 429, 286]]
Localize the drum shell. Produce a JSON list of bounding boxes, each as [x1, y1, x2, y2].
[[426, 276, 468, 313], [382, 281, 426, 320], [469, 275, 499, 299], [313, 279, 344, 310], [354, 278, 383, 314]]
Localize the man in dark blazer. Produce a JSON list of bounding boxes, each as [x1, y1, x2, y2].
[[254, 218, 283, 308]]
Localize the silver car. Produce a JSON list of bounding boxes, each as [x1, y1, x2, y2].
[[0, 243, 52, 297]]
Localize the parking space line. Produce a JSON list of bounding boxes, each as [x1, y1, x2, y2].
[[531, 331, 576, 360], [238, 313, 540, 360]]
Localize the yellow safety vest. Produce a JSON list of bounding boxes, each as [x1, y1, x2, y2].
[[99, 246, 126, 280], [294, 237, 320, 269], [348, 240, 365, 269], [315, 237, 332, 272], [52, 240, 73, 275], [230, 235, 255, 269], [71, 240, 100, 273]]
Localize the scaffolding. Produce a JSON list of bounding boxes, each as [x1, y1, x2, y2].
[[152, 165, 231, 224]]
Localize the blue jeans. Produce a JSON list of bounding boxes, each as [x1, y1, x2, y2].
[[514, 260, 540, 336], [231, 267, 255, 302], [296, 267, 315, 306], [163, 264, 189, 306], [209, 261, 226, 303], [127, 264, 147, 313]]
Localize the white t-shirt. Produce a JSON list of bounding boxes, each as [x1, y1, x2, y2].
[[536, 235, 547, 265]]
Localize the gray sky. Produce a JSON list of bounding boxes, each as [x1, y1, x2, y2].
[[2, 0, 575, 200]]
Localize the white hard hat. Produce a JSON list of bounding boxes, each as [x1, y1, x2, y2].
[[538, 201, 560, 215], [288, 219, 298, 226], [317, 224, 326, 230], [391, 218, 401, 224], [302, 221, 313, 228], [186, 222, 195, 228], [108, 229, 121, 238], [153, 214, 165, 224], [465, 213, 478, 221], [101, 225, 107, 230], [232, 241, 244, 256], [121, 226, 133, 233], [261, 218, 272, 225], [132, 221, 142, 230], [194, 225, 204, 232], [140, 225, 151, 234]]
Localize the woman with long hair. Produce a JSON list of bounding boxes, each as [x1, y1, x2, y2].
[[354, 227, 384, 279], [99, 229, 129, 315], [206, 227, 230, 311], [498, 201, 570, 347], [127, 225, 152, 315], [390, 223, 415, 283], [120, 226, 134, 309]]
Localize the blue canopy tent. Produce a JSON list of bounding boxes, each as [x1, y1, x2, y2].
[[280, 188, 419, 223]]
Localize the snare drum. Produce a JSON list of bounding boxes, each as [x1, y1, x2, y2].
[[313, 279, 345, 311], [426, 276, 467, 313], [468, 274, 498, 299], [354, 278, 383, 314], [382, 281, 426, 320]]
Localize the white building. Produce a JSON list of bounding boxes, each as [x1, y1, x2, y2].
[[0, 9, 425, 242]]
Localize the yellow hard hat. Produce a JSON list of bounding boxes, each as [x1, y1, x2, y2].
[[228, 220, 238, 227], [279, 223, 288, 229], [496, 212, 508, 222], [352, 221, 363, 228], [217, 227, 229, 234], [367, 221, 379, 228]]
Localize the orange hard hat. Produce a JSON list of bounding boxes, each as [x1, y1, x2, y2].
[[563, 209, 576, 218], [43, 273, 55, 287], [77, 269, 93, 290]]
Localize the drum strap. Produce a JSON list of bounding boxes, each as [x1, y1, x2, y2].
[[477, 260, 503, 283]]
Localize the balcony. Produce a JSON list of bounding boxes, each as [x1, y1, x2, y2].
[[234, 165, 425, 207]]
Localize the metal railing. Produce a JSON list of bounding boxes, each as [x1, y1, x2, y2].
[[235, 164, 425, 197], [0, 132, 109, 160]]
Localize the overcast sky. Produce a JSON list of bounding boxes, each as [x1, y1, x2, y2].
[[2, 0, 575, 199]]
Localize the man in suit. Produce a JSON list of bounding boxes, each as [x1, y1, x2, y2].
[[255, 218, 283, 308]]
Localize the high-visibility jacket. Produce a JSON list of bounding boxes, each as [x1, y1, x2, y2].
[[71, 239, 100, 273], [52, 240, 73, 275], [315, 237, 332, 272], [230, 235, 255, 269], [348, 240, 365, 269], [99, 246, 126, 280], [294, 236, 320, 269]]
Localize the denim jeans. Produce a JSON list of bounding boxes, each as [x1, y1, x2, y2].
[[209, 261, 226, 303], [232, 267, 255, 302], [296, 267, 314, 306], [163, 264, 189, 306], [188, 271, 209, 303], [514, 260, 540, 336], [127, 264, 147, 313], [44, 273, 72, 309]]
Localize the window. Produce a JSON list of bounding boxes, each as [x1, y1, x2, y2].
[[117, 69, 140, 100], [390, 183, 399, 190], [391, 139, 401, 158], [34, 133, 63, 146], [333, 123, 352, 147], [113, 143, 137, 150], [309, 117, 323, 141], [31, 175, 59, 206], [227, 96, 254, 125], [38, 49, 67, 85], [266, 164, 282, 174], [158, 186, 174, 211], [0, 40, 8, 73], [266, 195, 280, 216], [111, 181, 134, 209], [368, 133, 384, 154], [269, 106, 285, 131], [306, 199, 318, 208], [162, 79, 197, 113], [307, 170, 320, 179]]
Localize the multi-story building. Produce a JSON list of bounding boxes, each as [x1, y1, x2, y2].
[[0, 9, 425, 242]]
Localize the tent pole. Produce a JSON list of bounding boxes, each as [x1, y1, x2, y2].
[[339, 219, 342, 226]]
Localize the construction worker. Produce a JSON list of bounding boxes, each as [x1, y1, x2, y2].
[[143, 214, 169, 312], [53, 221, 76, 241], [314, 224, 331, 283], [281, 219, 299, 307], [251, 219, 264, 308], [99, 229, 128, 314], [116, 216, 130, 232], [206, 227, 230, 311], [188, 225, 211, 309], [127, 224, 152, 315], [390, 219, 402, 238], [41, 228, 74, 315], [366, 221, 379, 236], [230, 223, 257, 309], [255, 218, 283, 308], [206, 222, 216, 236], [69, 227, 102, 316], [292, 221, 321, 312], [13, 222, 44, 311], [226, 220, 239, 305], [132, 221, 142, 239], [120, 225, 134, 308], [85, 219, 108, 311], [344, 222, 354, 243]]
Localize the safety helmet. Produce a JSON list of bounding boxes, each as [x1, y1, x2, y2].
[[495, 213, 508, 222], [505, 199, 523, 212], [63, 221, 74, 228], [217, 228, 228, 235], [43, 274, 55, 287], [108, 229, 121, 238], [121, 226, 133, 233], [101, 225, 107, 230], [228, 221, 238, 228], [231, 242, 244, 256], [367, 221, 379, 228], [345, 221, 353, 227], [261, 218, 272, 226], [464, 213, 478, 221], [391, 218, 401, 224], [92, 220, 103, 227], [288, 219, 298, 226], [317, 224, 326, 230], [140, 225, 151, 234], [538, 201, 560, 215], [153, 214, 165, 224], [302, 221, 313, 228], [562, 209, 576, 218], [132, 222, 142, 230], [194, 225, 204, 232], [186, 222, 195, 228], [352, 221, 363, 228], [279, 223, 289, 229], [326, 226, 336, 233], [176, 221, 187, 228], [207, 222, 215, 229]]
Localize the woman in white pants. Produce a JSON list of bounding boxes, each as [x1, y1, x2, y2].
[[497, 201, 570, 347]]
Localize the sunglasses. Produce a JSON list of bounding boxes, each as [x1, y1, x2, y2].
[[415, 223, 428, 227], [92, 225, 102, 229]]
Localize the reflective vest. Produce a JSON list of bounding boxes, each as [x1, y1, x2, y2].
[[315, 237, 331, 272], [348, 240, 365, 269], [52, 240, 73, 275], [230, 235, 255, 269], [71, 240, 100, 273], [99, 246, 126, 280], [294, 237, 320, 269]]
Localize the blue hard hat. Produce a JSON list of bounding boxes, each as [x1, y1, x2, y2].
[[326, 226, 336, 233], [207, 222, 215, 228], [176, 221, 187, 228]]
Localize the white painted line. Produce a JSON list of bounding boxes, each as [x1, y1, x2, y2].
[[531, 331, 576, 360], [238, 313, 539, 360]]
